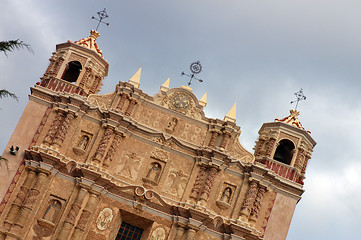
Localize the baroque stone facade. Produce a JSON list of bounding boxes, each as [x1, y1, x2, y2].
[[0, 30, 316, 240]]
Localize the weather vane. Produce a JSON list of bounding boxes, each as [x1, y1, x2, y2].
[[181, 61, 204, 86], [92, 8, 109, 31], [290, 89, 306, 110]]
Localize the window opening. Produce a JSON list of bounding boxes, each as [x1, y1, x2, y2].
[[116, 222, 143, 240], [61, 61, 82, 83], [273, 139, 295, 165]]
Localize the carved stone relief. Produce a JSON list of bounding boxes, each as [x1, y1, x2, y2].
[[164, 169, 188, 197], [165, 117, 178, 133], [151, 227, 166, 240], [96, 208, 114, 231], [151, 148, 169, 163], [115, 152, 143, 181]]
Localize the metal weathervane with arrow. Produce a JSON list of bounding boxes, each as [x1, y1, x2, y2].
[[92, 8, 110, 31], [181, 61, 204, 86], [290, 89, 306, 110]]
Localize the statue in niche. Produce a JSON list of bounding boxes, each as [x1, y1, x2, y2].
[[146, 162, 161, 182], [116, 152, 142, 180], [43, 199, 62, 223], [96, 208, 114, 231], [165, 118, 178, 133], [220, 187, 232, 203], [151, 227, 166, 240], [78, 135, 90, 150]]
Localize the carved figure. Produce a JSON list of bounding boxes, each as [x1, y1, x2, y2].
[[165, 118, 178, 133], [220, 187, 232, 203], [96, 208, 113, 231], [116, 152, 142, 180], [77, 135, 89, 150], [43, 199, 62, 223], [146, 163, 161, 182], [151, 227, 166, 240]]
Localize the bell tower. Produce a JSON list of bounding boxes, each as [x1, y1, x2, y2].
[[39, 30, 108, 96], [254, 109, 316, 184]]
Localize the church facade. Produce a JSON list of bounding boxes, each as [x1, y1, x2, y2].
[[0, 30, 316, 240]]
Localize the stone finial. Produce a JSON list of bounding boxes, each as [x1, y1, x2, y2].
[[180, 85, 193, 92], [129, 68, 141, 88], [90, 30, 100, 40], [160, 78, 170, 92], [224, 103, 236, 122], [199, 92, 207, 107]]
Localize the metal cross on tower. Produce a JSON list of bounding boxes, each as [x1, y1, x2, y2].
[[181, 61, 204, 86], [290, 89, 306, 110], [92, 8, 110, 31]]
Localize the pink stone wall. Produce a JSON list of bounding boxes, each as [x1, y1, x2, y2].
[[263, 192, 298, 240], [0, 100, 48, 201]]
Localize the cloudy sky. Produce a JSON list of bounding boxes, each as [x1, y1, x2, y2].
[[1, 1, 361, 239]]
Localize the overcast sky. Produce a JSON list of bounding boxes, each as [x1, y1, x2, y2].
[[1, 1, 361, 239]]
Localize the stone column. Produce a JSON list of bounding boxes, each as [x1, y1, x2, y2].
[[301, 154, 311, 175], [14, 171, 48, 230], [174, 225, 185, 240], [91, 127, 114, 166], [239, 181, 258, 222], [199, 167, 218, 205], [116, 94, 127, 112], [53, 112, 75, 149], [89, 75, 101, 94], [254, 139, 265, 157], [185, 228, 197, 240], [208, 131, 219, 148], [71, 192, 98, 240], [53, 57, 64, 76], [103, 133, 122, 168], [3, 169, 36, 230], [266, 138, 276, 157], [248, 186, 266, 226], [220, 132, 231, 149], [125, 99, 137, 116], [79, 67, 91, 88], [56, 187, 88, 240], [43, 111, 65, 146], [189, 166, 207, 202]]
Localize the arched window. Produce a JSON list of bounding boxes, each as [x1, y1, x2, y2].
[[273, 139, 295, 165], [61, 61, 82, 82]]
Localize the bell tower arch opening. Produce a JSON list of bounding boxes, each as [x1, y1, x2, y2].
[[61, 60, 82, 83], [273, 139, 295, 165]]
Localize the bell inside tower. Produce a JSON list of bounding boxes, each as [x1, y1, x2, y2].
[[61, 61, 82, 83], [273, 139, 295, 165]]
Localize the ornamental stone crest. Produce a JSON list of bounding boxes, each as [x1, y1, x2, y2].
[[96, 207, 114, 231]]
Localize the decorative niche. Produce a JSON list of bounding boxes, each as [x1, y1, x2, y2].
[[142, 148, 168, 188], [216, 183, 236, 210], [73, 131, 93, 156], [33, 195, 66, 239]]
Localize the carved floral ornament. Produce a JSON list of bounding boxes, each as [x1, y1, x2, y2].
[[151, 148, 169, 162]]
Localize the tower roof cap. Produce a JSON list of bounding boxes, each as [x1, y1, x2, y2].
[[275, 109, 311, 133], [73, 30, 104, 57]]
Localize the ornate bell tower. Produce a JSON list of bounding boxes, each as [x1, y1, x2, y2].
[[39, 30, 108, 96], [254, 109, 316, 185]]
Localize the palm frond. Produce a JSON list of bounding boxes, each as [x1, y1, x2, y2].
[[0, 40, 33, 56], [0, 89, 18, 101], [0, 156, 9, 172]]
